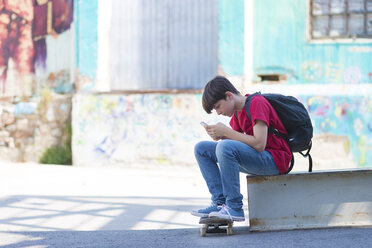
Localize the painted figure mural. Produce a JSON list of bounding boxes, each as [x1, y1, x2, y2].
[[0, 0, 73, 96]]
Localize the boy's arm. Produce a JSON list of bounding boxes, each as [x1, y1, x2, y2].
[[207, 121, 268, 152]]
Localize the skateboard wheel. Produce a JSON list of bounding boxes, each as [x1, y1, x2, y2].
[[201, 227, 207, 237], [227, 223, 233, 235]]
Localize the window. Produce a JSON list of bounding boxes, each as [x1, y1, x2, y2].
[[310, 0, 372, 39]]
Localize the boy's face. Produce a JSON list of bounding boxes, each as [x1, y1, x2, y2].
[[212, 92, 235, 117]]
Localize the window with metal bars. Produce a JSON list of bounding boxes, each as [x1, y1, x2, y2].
[[310, 0, 372, 39]]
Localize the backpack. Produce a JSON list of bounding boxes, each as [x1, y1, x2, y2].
[[235, 92, 313, 174]]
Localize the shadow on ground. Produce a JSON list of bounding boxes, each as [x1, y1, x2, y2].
[[1, 195, 372, 247], [1, 226, 372, 248], [0, 195, 211, 231]]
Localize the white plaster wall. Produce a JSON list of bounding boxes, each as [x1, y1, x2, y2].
[[72, 93, 229, 167]]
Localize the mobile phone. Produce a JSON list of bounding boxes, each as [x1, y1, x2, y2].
[[200, 121, 208, 127]]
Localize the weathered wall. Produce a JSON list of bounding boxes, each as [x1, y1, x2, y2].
[[250, 0, 372, 167], [1, 0, 366, 168], [72, 93, 228, 166], [72, 92, 367, 169], [0, 0, 74, 97], [108, 0, 219, 90], [0, 0, 74, 163], [305, 95, 372, 167], [74, 0, 98, 91], [253, 0, 372, 84], [71, 0, 246, 166], [72, 0, 369, 169], [219, 0, 245, 76]]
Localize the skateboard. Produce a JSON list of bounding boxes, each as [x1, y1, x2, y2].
[[199, 217, 233, 237]]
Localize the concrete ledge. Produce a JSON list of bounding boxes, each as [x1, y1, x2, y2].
[[247, 169, 372, 231]]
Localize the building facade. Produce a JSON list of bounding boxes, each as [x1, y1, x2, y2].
[[1, 0, 371, 169]]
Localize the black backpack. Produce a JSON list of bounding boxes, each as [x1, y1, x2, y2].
[[235, 92, 313, 173]]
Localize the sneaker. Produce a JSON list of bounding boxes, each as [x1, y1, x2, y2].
[[191, 203, 222, 217], [209, 204, 245, 221]]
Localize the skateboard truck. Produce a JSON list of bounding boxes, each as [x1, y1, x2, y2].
[[199, 217, 233, 237]]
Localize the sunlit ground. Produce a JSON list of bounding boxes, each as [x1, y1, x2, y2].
[[0, 162, 250, 233]]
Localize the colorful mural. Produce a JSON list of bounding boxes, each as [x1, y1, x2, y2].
[[302, 95, 372, 166], [73, 93, 372, 167], [72, 94, 228, 166], [0, 0, 74, 97]]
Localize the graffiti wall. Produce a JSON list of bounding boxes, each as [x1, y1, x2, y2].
[[304, 95, 372, 167], [0, 0, 74, 97], [73, 93, 372, 168], [72, 94, 229, 166]]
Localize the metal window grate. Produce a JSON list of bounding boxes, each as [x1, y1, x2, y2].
[[310, 0, 372, 39]]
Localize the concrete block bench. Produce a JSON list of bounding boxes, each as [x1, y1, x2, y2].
[[246, 169, 372, 231]]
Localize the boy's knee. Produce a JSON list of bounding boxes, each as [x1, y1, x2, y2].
[[194, 141, 211, 156], [216, 140, 235, 157]]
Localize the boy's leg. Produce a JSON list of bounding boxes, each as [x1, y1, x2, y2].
[[213, 139, 279, 219], [194, 141, 225, 205]]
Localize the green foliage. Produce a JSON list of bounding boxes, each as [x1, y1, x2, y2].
[[39, 124, 72, 165], [39, 145, 72, 165]]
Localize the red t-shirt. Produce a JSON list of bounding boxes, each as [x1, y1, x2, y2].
[[229, 94, 292, 174]]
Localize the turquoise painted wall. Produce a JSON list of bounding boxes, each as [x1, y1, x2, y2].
[[253, 0, 372, 167], [254, 0, 372, 84], [75, 0, 98, 83], [219, 0, 245, 76]]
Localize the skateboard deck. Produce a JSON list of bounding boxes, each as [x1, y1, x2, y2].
[[199, 217, 233, 237]]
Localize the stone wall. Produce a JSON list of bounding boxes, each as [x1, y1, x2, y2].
[[0, 92, 72, 163]]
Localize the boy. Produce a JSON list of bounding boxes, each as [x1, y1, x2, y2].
[[191, 76, 291, 221]]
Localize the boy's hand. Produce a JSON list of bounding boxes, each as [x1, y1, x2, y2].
[[205, 122, 229, 141]]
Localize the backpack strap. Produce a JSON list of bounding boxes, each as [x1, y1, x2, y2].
[[285, 142, 313, 174], [244, 92, 260, 121], [299, 141, 313, 172], [245, 92, 288, 141], [236, 91, 260, 121], [268, 126, 288, 141], [284, 153, 295, 174]]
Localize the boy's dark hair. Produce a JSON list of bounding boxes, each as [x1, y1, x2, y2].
[[202, 76, 240, 113]]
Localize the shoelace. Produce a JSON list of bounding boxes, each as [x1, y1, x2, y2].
[[204, 203, 223, 212], [220, 204, 233, 220]]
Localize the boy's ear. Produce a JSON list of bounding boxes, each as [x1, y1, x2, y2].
[[225, 91, 234, 99]]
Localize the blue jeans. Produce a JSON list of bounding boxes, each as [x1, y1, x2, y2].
[[194, 140, 279, 211]]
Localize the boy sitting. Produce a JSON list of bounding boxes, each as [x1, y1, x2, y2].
[[191, 76, 291, 221]]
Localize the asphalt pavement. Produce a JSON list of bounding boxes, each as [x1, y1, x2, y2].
[[0, 162, 371, 248]]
